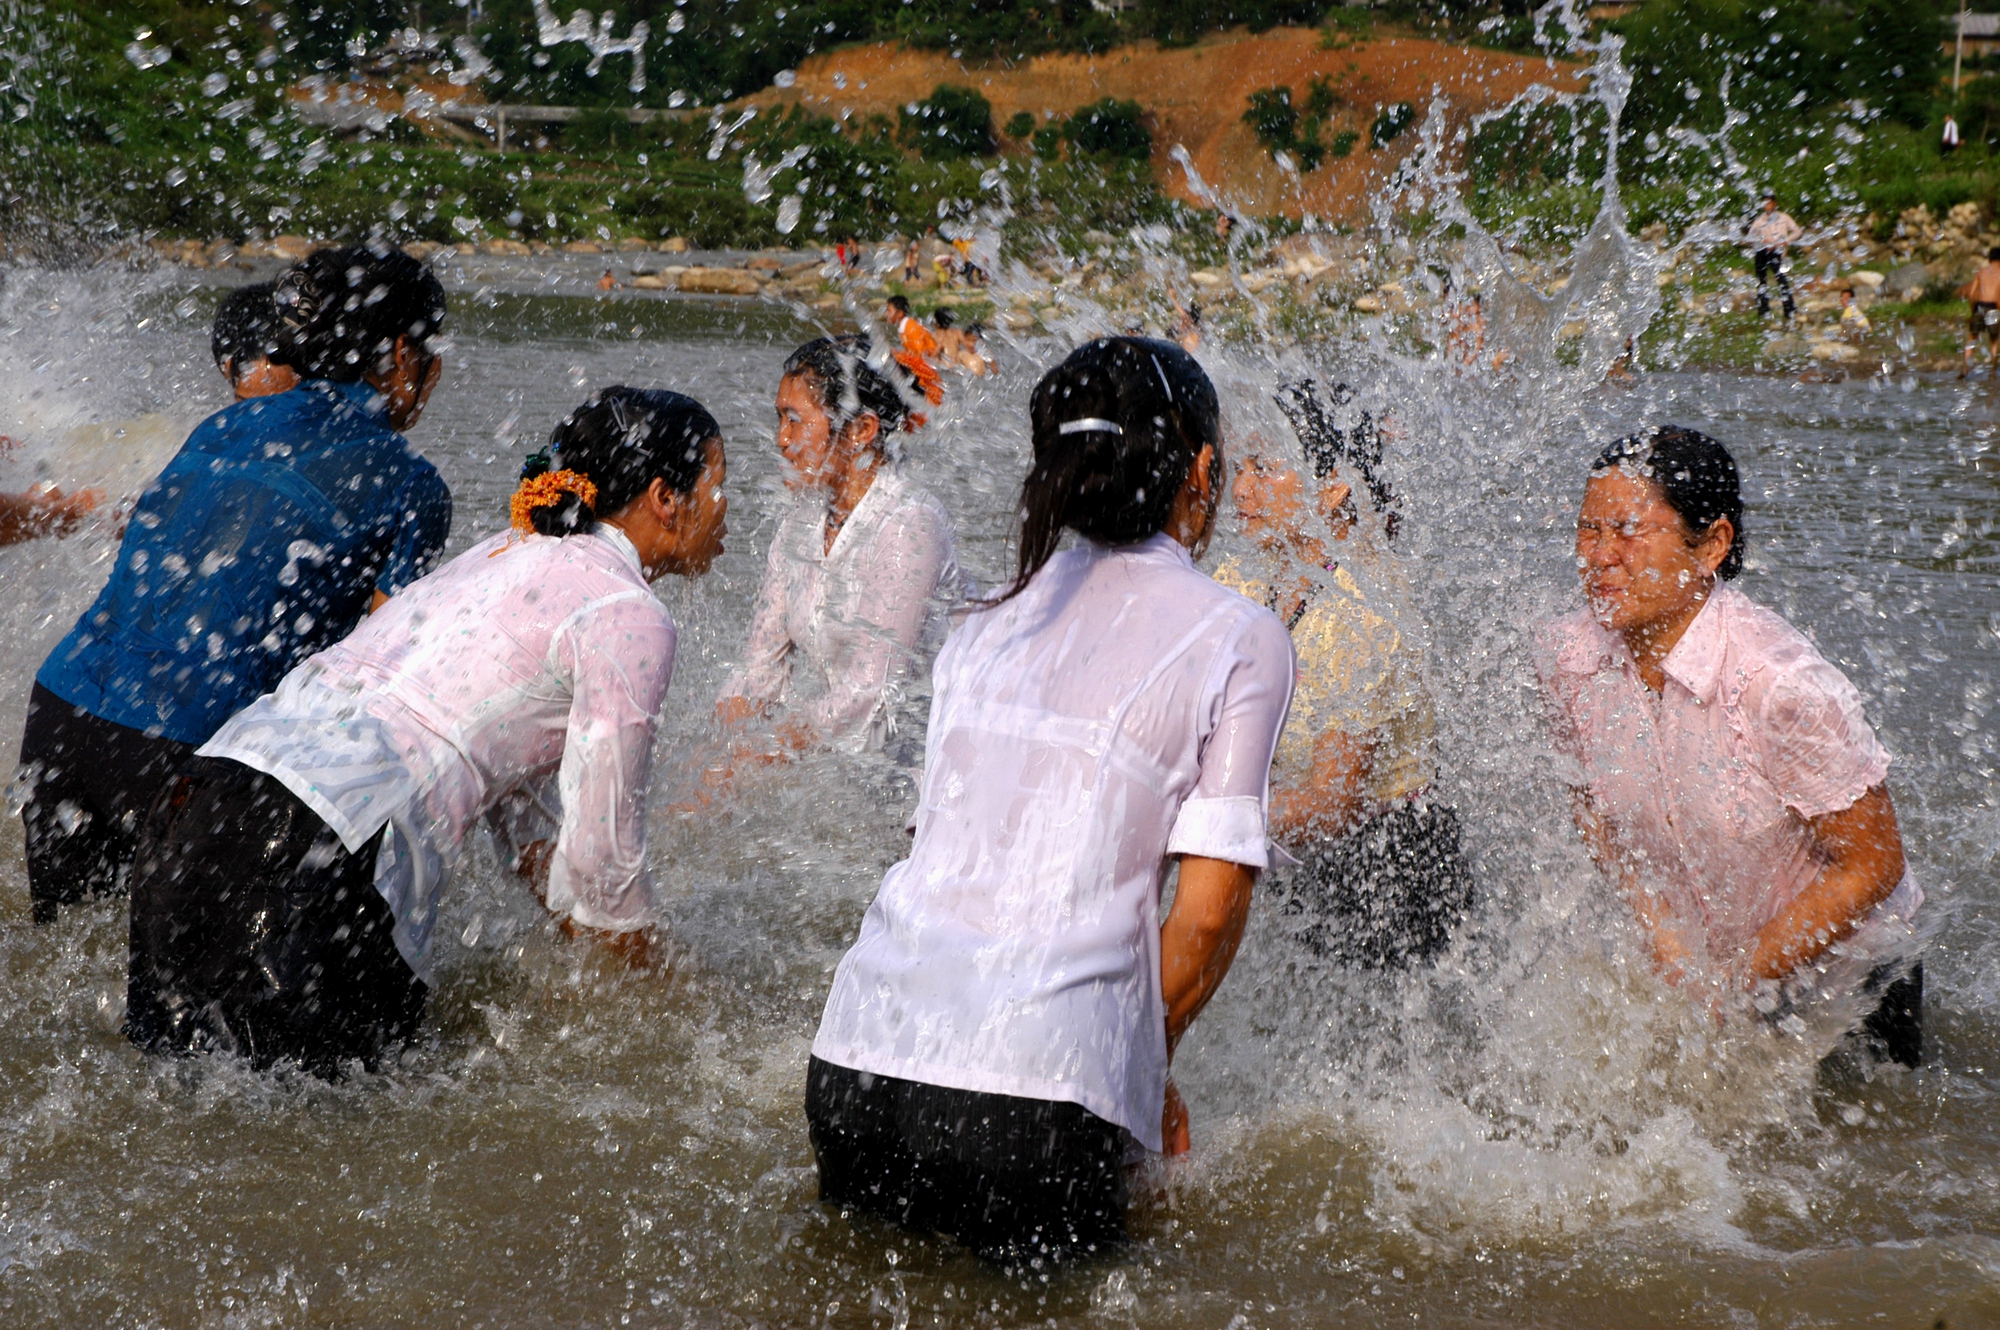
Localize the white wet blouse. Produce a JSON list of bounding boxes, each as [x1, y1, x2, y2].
[[718, 467, 959, 751], [200, 526, 676, 980], [811, 533, 1296, 1151]]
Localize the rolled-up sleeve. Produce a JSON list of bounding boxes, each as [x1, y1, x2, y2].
[[1165, 608, 1296, 868], [546, 594, 677, 933]]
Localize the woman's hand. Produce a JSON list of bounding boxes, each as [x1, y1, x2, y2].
[[558, 917, 665, 969], [1269, 729, 1373, 845], [1747, 784, 1905, 981], [1161, 1078, 1191, 1157]]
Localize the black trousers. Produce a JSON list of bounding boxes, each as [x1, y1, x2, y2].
[[125, 756, 427, 1077], [1288, 800, 1474, 968], [1857, 960, 1924, 1069], [1755, 248, 1795, 318], [16, 682, 198, 923], [805, 1057, 1129, 1260]]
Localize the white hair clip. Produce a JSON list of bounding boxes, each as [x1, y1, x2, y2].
[[1058, 418, 1124, 435]]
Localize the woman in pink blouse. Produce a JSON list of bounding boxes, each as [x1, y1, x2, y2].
[[123, 388, 729, 1076], [1537, 427, 1923, 1065]]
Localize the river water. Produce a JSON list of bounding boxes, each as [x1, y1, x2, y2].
[[0, 265, 1996, 1327]]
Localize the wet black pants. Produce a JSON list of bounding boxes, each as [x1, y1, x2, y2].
[[125, 756, 426, 1077], [805, 1057, 1128, 1260], [1755, 247, 1795, 318], [1290, 800, 1474, 968], [17, 683, 197, 922], [1858, 960, 1924, 1069]]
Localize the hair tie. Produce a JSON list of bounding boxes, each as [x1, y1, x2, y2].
[[1058, 418, 1124, 435], [509, 468, 598, 534]]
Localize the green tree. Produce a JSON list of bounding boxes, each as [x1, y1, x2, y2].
[[898, 84, 996, 159], [1066, 98, 1151, 160]]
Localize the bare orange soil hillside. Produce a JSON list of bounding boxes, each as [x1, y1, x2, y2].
[[750, 29, 1583, 222]]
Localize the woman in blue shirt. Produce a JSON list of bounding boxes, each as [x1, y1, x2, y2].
[[16, 244, 452, 922]]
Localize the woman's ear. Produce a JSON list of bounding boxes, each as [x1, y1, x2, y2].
[[841, 411, 882, 454], [1695, 516, 1736, 576]]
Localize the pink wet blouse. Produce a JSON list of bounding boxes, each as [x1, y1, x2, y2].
[[1536, 583, 1920, 972]]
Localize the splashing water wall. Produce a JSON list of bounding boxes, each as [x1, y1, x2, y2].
[[1, 8, 1998, 1326]]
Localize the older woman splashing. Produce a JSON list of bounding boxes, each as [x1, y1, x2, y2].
[[125, 389, 729, 1076], [1538, 427, 1923, 1065], [716, 335, 957, 754], [807, 338, 1294, 1259]]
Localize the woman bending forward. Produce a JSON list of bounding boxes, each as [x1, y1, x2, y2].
[[125, 388, 728, 1075]]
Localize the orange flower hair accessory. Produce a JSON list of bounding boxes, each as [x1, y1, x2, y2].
[[509, 468, 598, 534]]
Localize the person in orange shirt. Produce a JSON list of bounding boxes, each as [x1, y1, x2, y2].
[[1962, 247, 2000, 378], [884, 295, 938, 360]]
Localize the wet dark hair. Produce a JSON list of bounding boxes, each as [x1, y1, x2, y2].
[[886, 294, 911, 315], [1593, 425, 1745, 580], [1002, 336, 1220, 599], [1275, 379, 1400, 540], [523, 386, 720, 536], [1989, 244, 2000, 261], [782, 334, 913, 434], [211, 281, 283, 372], [273, 243, 447, 383], [932, 307, 955, 329]]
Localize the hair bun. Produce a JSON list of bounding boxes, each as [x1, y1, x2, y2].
[[510, 468, 599, 537]]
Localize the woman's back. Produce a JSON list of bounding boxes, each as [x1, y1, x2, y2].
[[814, 532, 1293, 1147]]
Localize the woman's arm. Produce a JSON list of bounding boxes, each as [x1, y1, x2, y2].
[[545, 596, 677, 961], [1571, 787, 1696, 984], [1748, 784, 1904, 981], [716, 516, 801, 722], [1159, 855, 1258, 1155], [0, 486, 99, 546], [1269, 728, 1375, 844]]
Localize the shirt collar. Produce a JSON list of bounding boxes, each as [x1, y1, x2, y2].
[[1085, 530, 1194, 569], [311, 378, 392, 421], [591, 522, 645, 576], [1660, 586, 1731, 701]]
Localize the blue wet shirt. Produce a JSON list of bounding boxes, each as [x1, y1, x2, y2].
[[37, 379, 453, 746]]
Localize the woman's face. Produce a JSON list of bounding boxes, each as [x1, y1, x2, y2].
[[1232, 458, 1304, 545], [775, 372, 877, 492], [1575, 468, 1716, 634], [661, 440, 729, 577]]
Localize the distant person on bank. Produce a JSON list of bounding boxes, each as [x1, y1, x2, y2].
[[1962, 246, 2000, 377], [807, 337, 1293, 1259], [1745, 195, 1802, 321], [1538, 427, 1923, 1066], [16, 245, 451, 923]]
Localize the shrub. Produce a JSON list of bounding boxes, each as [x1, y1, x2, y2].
[[1370, 102, 1414, 148], [898, 84, 996, 160], [1066, 98, 1151, 160], [1005, 110, 1037, 140], [1031, 123, 1067, 160], [1244, 87, 1300, 158]]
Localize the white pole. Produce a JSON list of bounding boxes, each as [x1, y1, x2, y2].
[[1956, 0, 1967, 95]]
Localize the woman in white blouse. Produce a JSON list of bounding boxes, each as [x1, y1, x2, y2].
[[123, 388, 729, 1076], [807, 337, 1295, 1259], [716, 335, 958, 754]]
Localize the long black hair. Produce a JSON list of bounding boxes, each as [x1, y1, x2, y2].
[[1001, 336, 1220, 599], [1593, 425, 1745, 579], [1274, 378, 1399, 540], [520, 387, 720, 537], [273, 243, 447, 383], [782, 334, 914, 434]]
